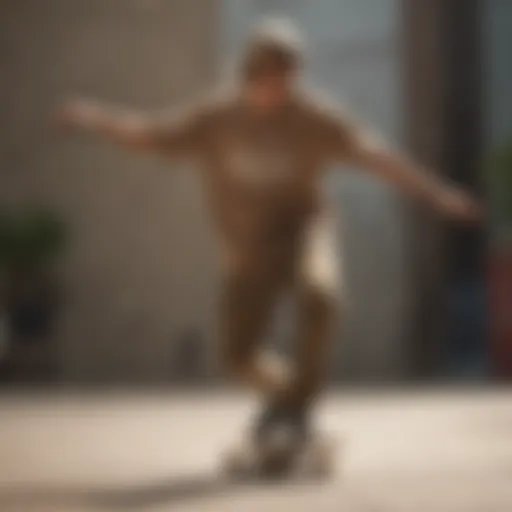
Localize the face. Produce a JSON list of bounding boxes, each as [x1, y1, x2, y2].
[[245, 71, 295, 111]]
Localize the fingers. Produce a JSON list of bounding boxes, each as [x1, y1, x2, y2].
[[454, 194, 484, 224], [54, 98, 80, 131], [437, 186, 483, 223], [54, 98, 101, 132]]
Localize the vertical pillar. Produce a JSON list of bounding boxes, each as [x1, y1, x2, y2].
[[402, 0, 447, 377], [402, 0, 486, 378]]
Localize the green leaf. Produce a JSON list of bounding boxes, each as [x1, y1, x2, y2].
[[0, 208, 68, 272], [488, 143, 512, 225]]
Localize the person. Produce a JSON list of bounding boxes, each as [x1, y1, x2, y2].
[[57, 19, 481, 446]]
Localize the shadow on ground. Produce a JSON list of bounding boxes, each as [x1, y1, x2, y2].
[[0, 471, 323, 511], [0, 474, 231, 510]]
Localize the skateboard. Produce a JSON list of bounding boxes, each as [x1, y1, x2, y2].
[[221, 429, 337, 480]]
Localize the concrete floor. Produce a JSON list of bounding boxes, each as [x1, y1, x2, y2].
[[1, 388, 512, 512]]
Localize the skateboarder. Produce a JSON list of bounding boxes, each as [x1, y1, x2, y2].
[[57, 19, 481, 447]]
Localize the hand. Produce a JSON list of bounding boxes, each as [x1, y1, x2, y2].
[[55, 98, 105, 132], [436, 188, 483, 223]]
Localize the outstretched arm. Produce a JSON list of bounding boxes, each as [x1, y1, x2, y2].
[[56, 98, 209, 157], [351, 138, 481, 221], [323, 110, 482, 221]]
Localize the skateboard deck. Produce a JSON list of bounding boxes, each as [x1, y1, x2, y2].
[[221, 431, 337, 480]]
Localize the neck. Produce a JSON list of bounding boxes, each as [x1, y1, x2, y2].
[[240, 91, 295, 115]]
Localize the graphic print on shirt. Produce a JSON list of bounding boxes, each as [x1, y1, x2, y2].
[[224, 137, 297, 188]]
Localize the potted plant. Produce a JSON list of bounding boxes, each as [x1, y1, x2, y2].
[[487, 143, 512, 378], [0, 208, 67, 350]]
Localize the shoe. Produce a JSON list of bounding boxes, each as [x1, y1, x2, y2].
[[252, 401, 284, 445], [280, 407, 312, 445], [253, 401, 312, 450]]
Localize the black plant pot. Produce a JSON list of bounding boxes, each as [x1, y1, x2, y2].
[[0, 274, 60, 383], [4, 272, 59, 344], [7, 300, 55, 343]]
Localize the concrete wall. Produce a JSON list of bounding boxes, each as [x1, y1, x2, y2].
[[483, 0, 512, 240], [220, 0, 412, 380], [1, 0, 413, 383], [1, 0, 219, 383], [484, 0, 512, 150]]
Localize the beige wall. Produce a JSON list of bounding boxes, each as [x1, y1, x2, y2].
[[220, 0, 412, 381], [1, 0, 415, 384], [1, 0, 218, 383]]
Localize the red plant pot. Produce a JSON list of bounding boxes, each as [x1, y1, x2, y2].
[[489, 245, 512, 378]]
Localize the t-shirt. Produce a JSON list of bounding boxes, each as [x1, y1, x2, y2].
[[147, 87, 379, 257]]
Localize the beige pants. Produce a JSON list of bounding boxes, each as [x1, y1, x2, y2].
[[219, 212, 342, 411]]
